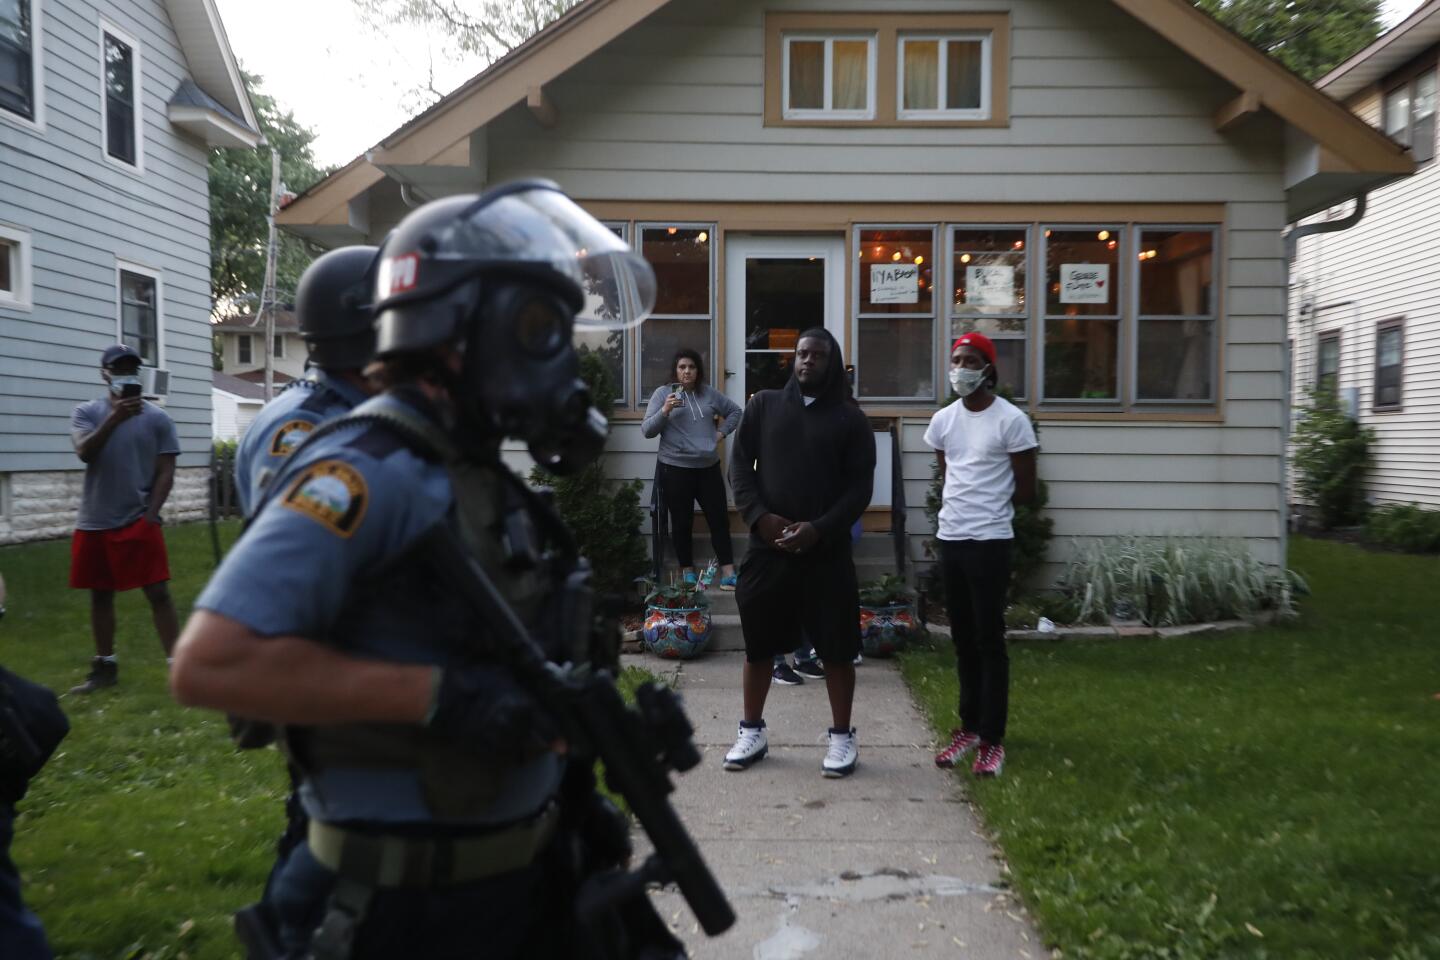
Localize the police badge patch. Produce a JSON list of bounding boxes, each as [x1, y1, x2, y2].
[[270, 419, 316, 456], [282, 460, 368, 537]]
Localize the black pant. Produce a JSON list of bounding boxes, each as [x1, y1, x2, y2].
[[939, 539, 1012, 745], [658, 462, 733, 568], [0, 802, 51, 959]]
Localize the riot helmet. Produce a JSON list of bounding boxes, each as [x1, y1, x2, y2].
[[294, 245, 380, 369], [372, 180, 656, 473]]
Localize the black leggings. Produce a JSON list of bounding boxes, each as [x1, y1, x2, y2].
[[657, 462, 733, 568], [939, 538, 1012, 745]]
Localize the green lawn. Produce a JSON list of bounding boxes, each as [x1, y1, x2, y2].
[[901, 537, 1440, 960], [1, 521, 660, 959]]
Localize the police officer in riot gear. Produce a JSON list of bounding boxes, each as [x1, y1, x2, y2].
[[233, 245, 381, 517], [171, 181, 684, 959]]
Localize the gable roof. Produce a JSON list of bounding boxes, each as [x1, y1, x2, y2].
[[213, 370, 269, 400], [163, 0, 261, 137], [278, 0, 1412, 233], [1317, 0, 1440, 101]]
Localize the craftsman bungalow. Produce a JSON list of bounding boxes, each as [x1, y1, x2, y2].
[[276, 0, 1412, 578]]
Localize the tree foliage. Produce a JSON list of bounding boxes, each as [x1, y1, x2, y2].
[[357, 0, 581, 81], [209, 71, 329, 321], [1191, 0, 1382, 82]]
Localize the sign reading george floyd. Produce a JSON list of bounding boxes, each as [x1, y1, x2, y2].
[[1060, 263, 1110, 304], [870, 263, 919, 304]]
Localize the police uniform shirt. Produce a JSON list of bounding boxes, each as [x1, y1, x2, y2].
[[234, 371, 369, 517], [198, 392, 563, 825]]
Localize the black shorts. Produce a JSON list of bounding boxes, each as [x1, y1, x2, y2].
[[735, 546, 861, 665]]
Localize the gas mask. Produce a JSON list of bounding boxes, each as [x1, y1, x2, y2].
[[458, 279, 606, 475], [949, 364, 990, 398]]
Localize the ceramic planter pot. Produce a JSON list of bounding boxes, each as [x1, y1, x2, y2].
[[642, 603, 713, 659], [858, 602, 917, 657]]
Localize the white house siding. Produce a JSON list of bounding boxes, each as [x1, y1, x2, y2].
[[218, 329, 307, 381], [451, 0, 1286, 579], [1289, 88, 1440, 509], [0, 0, 216, 544]]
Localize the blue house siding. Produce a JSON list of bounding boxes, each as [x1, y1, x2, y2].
[[0, 0, 215, 477]]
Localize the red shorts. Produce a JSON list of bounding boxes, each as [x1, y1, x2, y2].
[[69, 517, 171, 591]]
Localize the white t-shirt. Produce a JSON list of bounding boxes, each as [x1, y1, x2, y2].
[[923, 396, 1037, 541]]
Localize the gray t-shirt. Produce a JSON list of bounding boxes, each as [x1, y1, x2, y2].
[[71, 398, 181, 531]]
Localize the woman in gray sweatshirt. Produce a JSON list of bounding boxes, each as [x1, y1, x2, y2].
[[642, 348, 744, 589]]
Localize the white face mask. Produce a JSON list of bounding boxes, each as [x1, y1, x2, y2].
[[108, 375, 142, 396], [949, 364, 989, 397]]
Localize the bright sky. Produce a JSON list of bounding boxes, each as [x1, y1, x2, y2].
[[215, 0, 1432, 169]]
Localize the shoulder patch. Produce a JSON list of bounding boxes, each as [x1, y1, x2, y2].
[[270, 419, 317, 457], [281, 459, 369, 537]]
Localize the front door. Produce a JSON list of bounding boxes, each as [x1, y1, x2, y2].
[[723, 235, 846, 409]]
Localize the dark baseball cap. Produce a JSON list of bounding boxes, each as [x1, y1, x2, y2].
[[101, 344, 142, 368]]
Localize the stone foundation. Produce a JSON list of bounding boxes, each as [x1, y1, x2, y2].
[[0, 468, 211, 545]]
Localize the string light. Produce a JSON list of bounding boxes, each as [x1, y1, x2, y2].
[[960, 253, 972, 264], [1097, 230, 1110, 241], [891, 251, 902, 261], [696, 231, 708, 243], [914, 256, 924, 265]]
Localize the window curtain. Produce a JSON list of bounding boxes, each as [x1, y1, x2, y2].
[[832, 40, 869, 110], [903, 41, 938, 110], [1172, 319, 1209, 400], [788, 41, 823, 110]]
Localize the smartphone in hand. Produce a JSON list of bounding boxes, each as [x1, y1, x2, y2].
[[120, 382, 142, 399]]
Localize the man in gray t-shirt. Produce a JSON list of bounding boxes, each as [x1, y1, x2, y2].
[[67, 345, 182, 694]]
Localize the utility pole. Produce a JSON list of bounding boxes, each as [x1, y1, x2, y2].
[[260, 147, 282, 401]]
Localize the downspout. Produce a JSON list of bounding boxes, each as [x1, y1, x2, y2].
[[1279, 191, 1368, 551]]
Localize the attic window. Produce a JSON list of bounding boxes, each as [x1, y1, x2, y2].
[[1384, 68, 1436, 164], [783, 35, 876, 119], [899, 34, 991, 119]]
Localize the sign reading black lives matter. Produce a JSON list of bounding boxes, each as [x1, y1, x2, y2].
[[870, 263, 920, 304]]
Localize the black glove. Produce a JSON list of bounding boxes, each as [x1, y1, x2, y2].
[[427, 665, 560, 760]]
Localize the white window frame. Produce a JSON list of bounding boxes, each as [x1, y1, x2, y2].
[[236, 332, 252, 366], [0, 0, 44, 132], [115, 259, 163, 367], [596, 220, 630, 406], [946, 224, 1030, 400], [1037, 224, 1125, 406], [97, 18, 144, 174], [897, 32, 992, 121], [852, 223, 939, 402], [0, 223, 33, 310], [1131, 225, 1220, 406], [635, 221, 716, 404], [782, 33, 877, 121]]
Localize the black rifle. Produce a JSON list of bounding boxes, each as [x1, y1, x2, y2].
[[424, 527, 735, 939]]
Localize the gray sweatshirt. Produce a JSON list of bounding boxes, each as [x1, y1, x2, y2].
[[642, 383, 743, 468]]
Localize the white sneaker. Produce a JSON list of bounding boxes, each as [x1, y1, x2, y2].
[[822, 727, 858, 778], [723, 722, 768, 771]]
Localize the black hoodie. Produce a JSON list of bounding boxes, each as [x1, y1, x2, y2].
[[728, 329, 875, 551]]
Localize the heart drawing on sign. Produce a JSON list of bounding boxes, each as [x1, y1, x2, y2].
[[1096, 280, 1106, 288]]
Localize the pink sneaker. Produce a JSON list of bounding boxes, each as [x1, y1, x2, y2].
[[972, 742, 1005, 778], [934, 729, 981, 768]]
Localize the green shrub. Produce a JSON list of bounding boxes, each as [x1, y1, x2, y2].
[[1365, 503, 1440, 553], [920, 390, 1053, 604], [531, 349, 649, 602], [1059, 535, 1307, 626], [858, 573, 914, 606], [1292, 387, 1373, 528]]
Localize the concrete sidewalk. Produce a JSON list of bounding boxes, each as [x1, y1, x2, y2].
[[633, 648, 1046, 960]]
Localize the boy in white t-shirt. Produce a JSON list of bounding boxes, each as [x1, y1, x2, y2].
[[923, 333, 1037, 778]]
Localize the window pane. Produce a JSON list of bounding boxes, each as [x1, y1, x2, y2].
[[1045, 229, 1119, 316], [574, 328, 626, 404], [273, 333, 284, 358], [1378, 327, 1402, 368], [122, 272, 155, 307], [1416, 71, 1436, 119], [1138, 319, 1212, 401], [641, 317, 710, 398], [1413, 112, 1436, 164], [745, 352, 794, 399], [859, 228, 933, 314], [946, 40, 983, 110], [122, 302, 154, 340], [1317, 336, 1339, 393], [1385, 88, 1410, 138], [642, 227, 710, 315], [903, 40, 939, 111], [237, 335, 251, 365], [788, 40, 823, 110], [746, 258, 824, 350], [858, 316, 932, 398], [952, 229, 1026, 315], [1044, 318, 1118, 400], [0, 0, 34, 119], [104, 35, 133, 102], [832, 40, 869, 111], [0, 239, 11, 292], [1139, 230, 1213, 316]]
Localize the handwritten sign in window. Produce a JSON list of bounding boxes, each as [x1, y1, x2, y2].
[[869, 263, 919, 304], [965, 265, 1015, 308], [1060, 263, 1110, 304]]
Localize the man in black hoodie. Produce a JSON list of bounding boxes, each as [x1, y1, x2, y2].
[[725, 328, 875, 778]]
